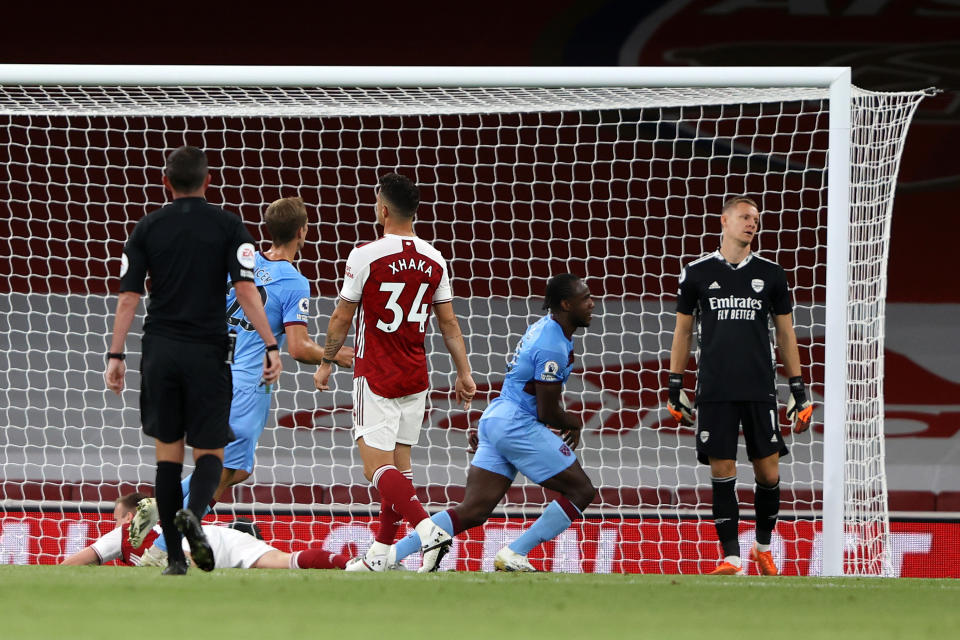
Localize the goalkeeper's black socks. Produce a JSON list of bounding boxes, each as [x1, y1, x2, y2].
[[187, 454, 223, 518], [754, 480, 781, 546], [155, 461, 186, 564], [711, 475, 740, 558]]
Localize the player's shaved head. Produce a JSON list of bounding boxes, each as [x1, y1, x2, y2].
[[543, 273, 583, 312], [164, 146, 209, 192], [378, 173, 419, 219], [265, 196, 308, 245]]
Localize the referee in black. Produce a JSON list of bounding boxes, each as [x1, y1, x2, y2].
[[104, 146, 282, 574], [665, 196, 813, 577]]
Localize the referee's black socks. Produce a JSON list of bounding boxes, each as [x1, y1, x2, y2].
[[188, 454, 223, 518], [156, 460, 186, 563], [711, 476, 740, 558], [754, 480, 781, 546]]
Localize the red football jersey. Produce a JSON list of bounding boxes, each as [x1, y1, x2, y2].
[[90, 523, 160, 566], [339, 234, 452, 398]]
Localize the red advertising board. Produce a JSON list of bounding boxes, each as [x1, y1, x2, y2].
[[1, 511, 956, 578]]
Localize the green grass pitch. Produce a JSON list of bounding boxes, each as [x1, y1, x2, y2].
[[2, 566, 958, 640]]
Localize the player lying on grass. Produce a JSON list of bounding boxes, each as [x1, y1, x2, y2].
[[365, 273, 597, 573], [64, 493, 347, 571], [129, 197, 354, 550]]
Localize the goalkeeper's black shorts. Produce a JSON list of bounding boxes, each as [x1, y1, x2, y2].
[[694, 401, 788, 465], [139, 333, 235, 449]]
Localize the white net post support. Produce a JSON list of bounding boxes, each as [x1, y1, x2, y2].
[[822, 69, 851, 578], [0, 65, 929, 574]]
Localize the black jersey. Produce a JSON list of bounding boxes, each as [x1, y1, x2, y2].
[[676, 250, 792, 403], [118, 197, 256, 343]]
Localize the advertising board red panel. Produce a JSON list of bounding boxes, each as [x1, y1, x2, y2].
[[2, 511, 956, 578]]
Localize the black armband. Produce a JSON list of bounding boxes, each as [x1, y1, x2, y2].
[[106, 352, 125, 361], [321, 357, 337, 366], [265, 344, 280, 353]]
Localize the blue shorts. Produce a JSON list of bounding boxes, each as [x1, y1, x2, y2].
[[471, 410, 576, 484], [223, 385, 272, 473]]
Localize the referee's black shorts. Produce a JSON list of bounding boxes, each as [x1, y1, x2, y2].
[[694, 401, 788, 465], [140, 333, 235, 449]]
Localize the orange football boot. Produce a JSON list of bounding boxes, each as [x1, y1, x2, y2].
[[750, 543, 779, 576], [707, 561, 744, 576]]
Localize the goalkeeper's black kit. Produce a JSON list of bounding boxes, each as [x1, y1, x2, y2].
[[676, 250, 793, 464], [118, 196, 255, 448]]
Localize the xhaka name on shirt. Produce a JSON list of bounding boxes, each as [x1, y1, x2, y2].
[[388, 257, 433, 277]]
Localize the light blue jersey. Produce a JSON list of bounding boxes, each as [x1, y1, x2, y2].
[[222, 251, 310, 472], [485, 314, 575, 421], [226, 252, 310, 388], [156, 254, 311, 551], [473, 314, 577, 484]]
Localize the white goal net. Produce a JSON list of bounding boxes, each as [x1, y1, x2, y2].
[[0, 69, 928, 575]]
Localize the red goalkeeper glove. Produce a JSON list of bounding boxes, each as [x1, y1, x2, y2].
[[786, 376, 813, 433], [667, 373, 695, 426]]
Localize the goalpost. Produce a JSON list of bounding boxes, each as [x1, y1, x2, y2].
[[0, 65, 929, 576]]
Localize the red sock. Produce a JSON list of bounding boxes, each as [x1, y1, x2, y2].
[[375, 469, 413, 544], [372, 465, 428, 527], [376, 503, 403, 545], [294, 549, 348, 570]]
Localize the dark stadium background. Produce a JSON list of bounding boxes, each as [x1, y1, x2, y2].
[[1, 0, 954, 304]]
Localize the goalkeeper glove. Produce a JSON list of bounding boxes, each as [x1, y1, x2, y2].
[[786, 376, 814, 432], [667, 373, 695, 426], [139, 545, 169, 568]]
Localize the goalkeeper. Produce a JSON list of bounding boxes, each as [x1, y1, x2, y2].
[[666, 196, 813, 577]]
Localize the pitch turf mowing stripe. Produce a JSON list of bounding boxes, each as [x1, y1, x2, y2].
[[1, 567, 957, 640]]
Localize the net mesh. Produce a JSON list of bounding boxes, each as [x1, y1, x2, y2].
[[0, 83, 926, 574]]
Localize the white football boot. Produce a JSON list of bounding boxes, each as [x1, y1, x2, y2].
[[384, 545, 406, 571], [128, 497, 159, 547], [345, 541, 390, 572], [494, 546, 538, 572], [416, 519, 453, 573]]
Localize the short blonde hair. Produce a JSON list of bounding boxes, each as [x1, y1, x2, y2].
[[265, 197, 308, 245], [721, 196, 760, 214]]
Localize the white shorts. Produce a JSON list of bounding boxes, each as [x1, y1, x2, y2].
[[353, 376, 428, 452], [182, 525, 274, 569]]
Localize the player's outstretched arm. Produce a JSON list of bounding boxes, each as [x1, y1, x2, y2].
[[61, 546, 99, 566], [314, 299, 358, 391], [235, 280, 283, 384], [666, 312, 696, 426], [434, 302, 476, 409], [104, 291, 142, 395], [773, 313, 813, 433], [285, 324, 355, 368], [535, 382, 582, 448]]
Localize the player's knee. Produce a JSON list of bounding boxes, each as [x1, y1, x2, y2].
[[710, 458, 737, 478], [755, 469, 780, 487]]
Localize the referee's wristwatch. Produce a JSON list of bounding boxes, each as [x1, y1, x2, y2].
[[106, 352, 125, 361]]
